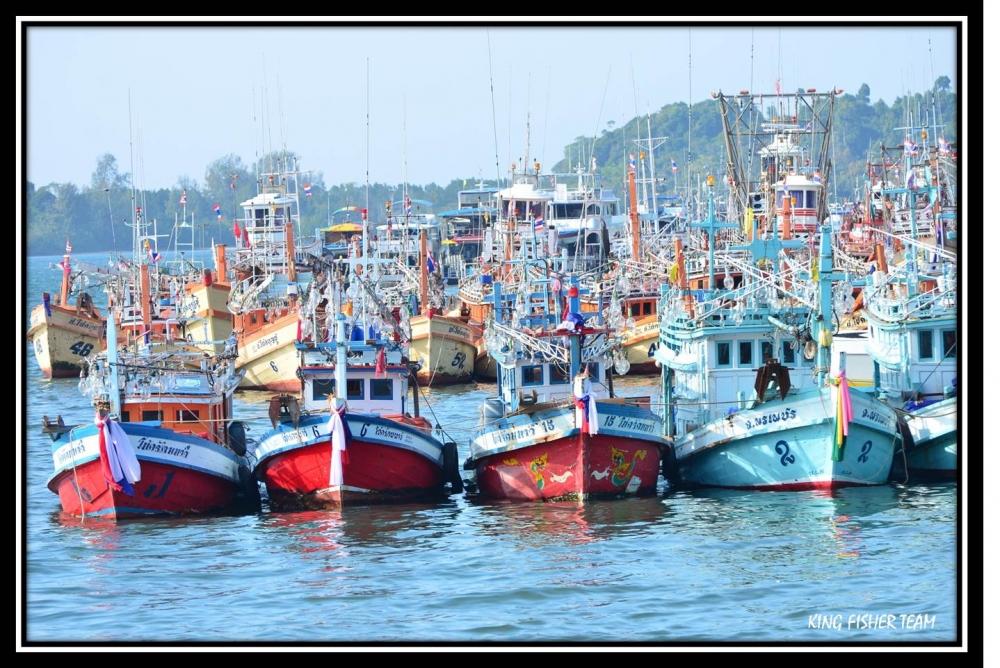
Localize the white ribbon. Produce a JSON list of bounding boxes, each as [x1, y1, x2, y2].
[[327, 402, 348, 487]]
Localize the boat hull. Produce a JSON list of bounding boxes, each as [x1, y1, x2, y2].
[[181, 282, 234, 355], [236, 314, 299, 391], [27, 303, 105, 378], [47, 422, 242, 519], [470, 402, 666, 501], [254, 414, 446, 509], [621, 315, 660, 375], [409, 315, 477, 386], [673, 388, 899, 490], [904, 398, 957, 476]]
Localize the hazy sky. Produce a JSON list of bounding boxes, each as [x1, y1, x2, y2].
[[25, 23, 958, 189]]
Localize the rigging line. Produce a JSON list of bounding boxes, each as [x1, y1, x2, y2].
[[588, 65, 613, 176]]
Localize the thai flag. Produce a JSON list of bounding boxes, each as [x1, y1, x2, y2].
[[906, 168, 918, 190], [65, 240, 73, 254], [303, 183, 312, 198], [179, 190, 187, 206], [671, 159, 679, 174], [135, 206, 142, 219], [213, 203, 223, 220], [904, 138, 918, 156], [938, 136, 950, 153], [534, 214, 545, 233], [361, 208, 368, 222], [405, 195, 412, 216], [426, 251, 437, 273], [58, 257, 71, 275], [628, 153, 636, 172], [148, 246, 161, 264]]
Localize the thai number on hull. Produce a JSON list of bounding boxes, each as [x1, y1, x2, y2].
[[70, 341, 93, 357], [269, 361, 279, 373], [775, 440, 796, 466], [857, 440, 873, 463], [647, 342, 658, 358], [451, 352, 467, 369]]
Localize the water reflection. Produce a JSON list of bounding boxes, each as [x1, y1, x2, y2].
[[470, 494, 668, 547]]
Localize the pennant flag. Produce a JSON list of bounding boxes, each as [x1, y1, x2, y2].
[[303, 183, 313, 198], [426, 250, 437, 274], [179, 190, 188, 206], [671, 159, 679, 174]]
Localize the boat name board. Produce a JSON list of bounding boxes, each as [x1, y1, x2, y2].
[[601, 413, 658, 435], [252, 333, 281, 354], [744, 408, 799, 433]]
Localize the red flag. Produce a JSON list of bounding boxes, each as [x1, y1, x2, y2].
[[233, 220, 242, 240], [375, 347, 387, 378], [242, 224, 251, 248]]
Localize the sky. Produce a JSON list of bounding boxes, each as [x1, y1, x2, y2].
[[24, 22, 958, 190]]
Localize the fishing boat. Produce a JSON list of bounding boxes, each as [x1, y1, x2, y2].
[[657, 90, 899, 491], [252, 311, 462, 509], [44, 306, 255, 520], [466, 266, 667, 502], [27, 241, 106, 378], [407, 229, 477, 386], [862, 193, 958, 476]]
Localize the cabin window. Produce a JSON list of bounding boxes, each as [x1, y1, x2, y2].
[[312, 379, 336, 400], [608, 203, 618, 216], [346, 378, 365, 400], [716, 342, 731, 367], [738, 341, 754, 367], [141, 410, 163, 422], [369, 379, 394, 400], [643, 302, 653, 316], [522, 365, 544, 387], [942, 330, 956, 358], [760, 340, 774, 364], [549, 364, 570, 384], [806, 190, 816, 208], [790, 191, 803, 207], [120, 411, 130, 423], [782, 340, 796, 365], [586, 204, 601, 216], [175, 410, 199, 422], [630, 303, 641, 316], [588, 363, 602, 381], [917, 330, 934, 360]]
